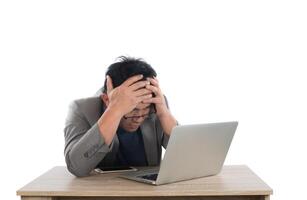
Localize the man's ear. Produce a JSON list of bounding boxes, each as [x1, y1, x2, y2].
[[100, 93, 109, 107]]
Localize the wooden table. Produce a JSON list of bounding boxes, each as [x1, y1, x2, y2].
[[17, 165, 272, 200]]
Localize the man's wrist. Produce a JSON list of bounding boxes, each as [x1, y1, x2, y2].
[[106, 105, 124, 119], [156, 107, 170, 119]]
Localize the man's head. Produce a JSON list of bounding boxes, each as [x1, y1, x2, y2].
[[101, 56, 157, 132]]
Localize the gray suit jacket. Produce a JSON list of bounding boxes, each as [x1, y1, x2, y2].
[[64, 88, 170, 177]]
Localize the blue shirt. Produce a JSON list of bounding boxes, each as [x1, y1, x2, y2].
[[115, 127, 148, 166]]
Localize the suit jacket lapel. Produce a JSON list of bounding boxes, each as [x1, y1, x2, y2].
[[141, 117, 158, 166]]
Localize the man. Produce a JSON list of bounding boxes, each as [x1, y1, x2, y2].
[[64, 56, 177, 177]]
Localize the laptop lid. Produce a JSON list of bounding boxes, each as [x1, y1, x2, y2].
[[155, 121, 238, 185]]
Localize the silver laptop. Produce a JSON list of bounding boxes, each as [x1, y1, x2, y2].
[[120, 121, 238, 185]]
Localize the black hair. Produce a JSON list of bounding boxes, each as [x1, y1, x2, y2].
[[103, 56, 157, 93]]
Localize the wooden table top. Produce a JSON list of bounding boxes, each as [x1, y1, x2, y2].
[[17, 165, 272, 197]]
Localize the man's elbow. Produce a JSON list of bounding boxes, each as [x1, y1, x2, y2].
[[66, 165, 90, 177], [65, 152, 91, 177]]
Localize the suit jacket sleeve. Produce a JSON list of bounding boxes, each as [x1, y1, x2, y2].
[[64, 101, 114, 177], [159, 95, 178, 148]]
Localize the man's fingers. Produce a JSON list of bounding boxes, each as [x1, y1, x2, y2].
[[134, 88, 152, 97], [135, 102, 151, 109], [137, 94, 153, 103], [147, 77, 159, 87], [106, 75, 114, 93], [142, 97, 160, 104], [123, 74, 144, 87], [145, 84, 159, 95], [129, 80, 150, 91]]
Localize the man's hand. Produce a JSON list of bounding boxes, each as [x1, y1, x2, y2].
[[106, 74, 153, 117], [142, 77, 169, 118], [142, 76, 177, 136]]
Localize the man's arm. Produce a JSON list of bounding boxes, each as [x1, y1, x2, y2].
[[156, 96, 177, 136], [64, 75, 154, 177], [144, 77, 178, 136], [64, 101, 116, 177]]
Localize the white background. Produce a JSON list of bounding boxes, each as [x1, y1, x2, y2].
[[1, 0, 306, 199]]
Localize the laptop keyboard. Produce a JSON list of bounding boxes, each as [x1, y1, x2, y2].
[[138, 173, 158, 181]]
